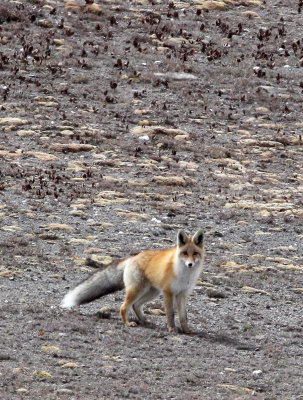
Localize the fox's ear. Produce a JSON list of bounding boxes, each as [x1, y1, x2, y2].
[[177, 230, 188, 247], [193, 229, 204, 247]]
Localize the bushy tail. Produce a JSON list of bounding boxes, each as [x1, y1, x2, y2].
[[61, 260, 125, 308]]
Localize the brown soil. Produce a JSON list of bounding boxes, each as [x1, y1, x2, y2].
[[0, 0, 303, 399]]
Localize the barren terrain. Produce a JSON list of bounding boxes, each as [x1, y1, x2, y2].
[[0, 0, 303, 399]]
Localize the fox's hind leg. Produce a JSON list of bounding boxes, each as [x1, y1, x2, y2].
[[120, 286, 142, 327], [132, 287, 160, 325], [120, 263, 148, 327]]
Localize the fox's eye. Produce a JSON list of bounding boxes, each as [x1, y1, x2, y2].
[[183, 251, 188, 256], [193, 252, 199, 257]]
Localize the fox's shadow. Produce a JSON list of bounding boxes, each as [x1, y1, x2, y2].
[[91, 311, 256, 351], [191, 330, 257, 351]]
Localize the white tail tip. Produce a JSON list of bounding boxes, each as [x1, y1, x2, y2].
[[61, 291, 77, 309]]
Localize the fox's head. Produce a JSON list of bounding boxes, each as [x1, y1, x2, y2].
[[177, 229, 205, 269]]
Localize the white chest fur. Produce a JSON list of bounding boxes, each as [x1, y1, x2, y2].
[[170, 260, 202, 294]]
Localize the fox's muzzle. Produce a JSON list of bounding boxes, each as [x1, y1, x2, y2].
[[185, 261, 194, 268]]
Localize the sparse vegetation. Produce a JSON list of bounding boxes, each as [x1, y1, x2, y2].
[[0, 0, 302, 399]]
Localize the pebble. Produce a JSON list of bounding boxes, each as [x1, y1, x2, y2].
[[33, 370, 52, 379], [61, 129, 75, 136], [56, 389, 74, 395], [53, 39, 64, 46], [86, 255, 113, 265], [61, 362, 78, 369], [38, 19, 53, 28], [217, 384, 254, 395], [27, 151, 59, 161], [138, 135, 150, 141], [50, 143, 95, 152], [198, 1, 227, 11], [252, 369, 263, 376], [69, 238, 91, 245], [206, 288, 227, 299], [17, 130, 35, 137], [41, 345, 61, 352], [255, 106, 270, 114], [152, 175, 196, 186], [44, 223, 73, 231], [147, 308, 165, 316], [130, 125, 188, 137], [174, 134, 190, 141], [16, 388, 28, 393], [241, 286, 269, 295], [291, 288, 303, 294], [154, 72, 198, 80], [241, 10, 261, 18]]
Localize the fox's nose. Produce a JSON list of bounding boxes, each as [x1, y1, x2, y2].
[[187, 262, 193, 268]]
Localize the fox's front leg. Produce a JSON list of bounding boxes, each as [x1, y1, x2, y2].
[[176, 292, 195, 334], [176, 292, 190, 333], [163, 291, 177, 333]]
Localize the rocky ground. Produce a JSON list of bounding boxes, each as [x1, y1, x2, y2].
[[0, 0, 303, 399]]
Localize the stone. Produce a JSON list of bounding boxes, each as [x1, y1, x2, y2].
[[69, 238, 91, 245], [252, 369, 263, 376], [44, 223, 73, 231], [0, 118, 28, 126], [245, 0, 263, 5], [138, 119, 155, 126], [217, 384, 254, 395], [117, 210, 149, 220], [223, 261, 247, 271], [50, 143, 95, 152], [206, 288, 227, 299], [56, 389, 74, 395], [17, 130, 35, 137], [41, 346, 61, 352], [130, 125, 188, 138], [27, 151, 59, 161], [241, 286, 269, 295], [86, 255, 113, 266], [0, 270, 17, 278], [53, 39, 64, 46], [241, 11, 261, 18], [255, 106, 270, 114], [64, 1, 81, 12], [134, 109, 150, 115], [38, 19, 53, 28], [33, 370, 52, 379], [2, 225, 22, 232], [154, 72, 198, 80], [61, 362, 78, 368], [0, 150, 22, 158], [16, 388, 28, 393], [83, 3, 103, 14], [174, 134, 190, 141], [146, 308, 165, 316], [152, 176, 196, 186]]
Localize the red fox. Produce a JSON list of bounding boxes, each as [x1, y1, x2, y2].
[[61, 229, 205, 333]]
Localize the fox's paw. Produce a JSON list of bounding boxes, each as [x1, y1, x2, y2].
[[168, 326, 179, 334], [125, 321, 138, 328], [181, 327, 197, 335]]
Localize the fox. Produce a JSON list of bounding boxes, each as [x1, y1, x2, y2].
[[61, 229, 205, 333]]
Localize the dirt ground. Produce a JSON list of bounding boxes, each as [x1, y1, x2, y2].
[[0, 0, 303, 399]]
